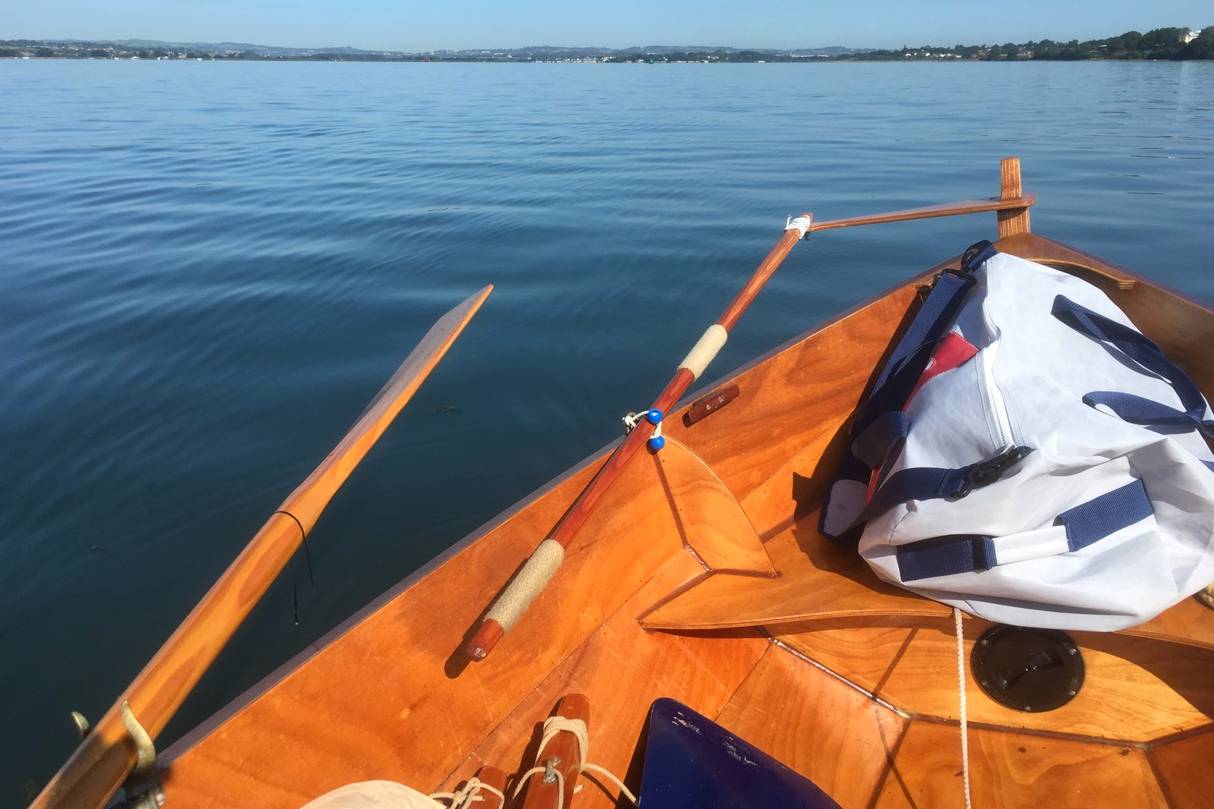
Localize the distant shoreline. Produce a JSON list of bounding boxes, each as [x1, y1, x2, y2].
[[4, 56, 1209, 64], [3, 26, 1211, 63]]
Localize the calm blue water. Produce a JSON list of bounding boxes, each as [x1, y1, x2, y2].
[[2, 60, 1212, 802]]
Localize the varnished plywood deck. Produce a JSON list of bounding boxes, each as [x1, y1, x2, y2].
[[714, 645, 906, 809], [875, 722, 1165, 808]]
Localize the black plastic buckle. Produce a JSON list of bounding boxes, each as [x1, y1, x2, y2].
[[960, 239, 998, 274], [951, 445, 1033, 500]]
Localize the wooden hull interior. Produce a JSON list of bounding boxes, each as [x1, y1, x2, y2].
[[156, 232, 1214, 809]]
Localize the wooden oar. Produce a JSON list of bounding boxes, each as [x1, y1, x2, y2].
[[464, 217, 814, 661], [464, 191, 1037, 663], [806, 194, 1034, 233], [29, 285, 493, 809]]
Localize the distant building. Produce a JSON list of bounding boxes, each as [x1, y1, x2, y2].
[[1183, 28, 1201, 44]]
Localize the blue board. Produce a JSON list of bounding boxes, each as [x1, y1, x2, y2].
[[637, 698, 841, 808]]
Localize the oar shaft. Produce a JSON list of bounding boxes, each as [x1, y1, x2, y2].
[[30, 286, 492, 809], [466, 221, 810, 660], [807, 195, 1035, 234]]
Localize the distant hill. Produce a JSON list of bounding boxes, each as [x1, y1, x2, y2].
[[101, 39, 399, 57], [2, 30, 1209, 61], [10, 38, 868, 61]]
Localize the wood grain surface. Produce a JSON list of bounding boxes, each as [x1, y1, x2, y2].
[[652, 437, 773, 575], [714, 644, 907, 809], [1150, 728, 1214, 808], [517, 694, 589, 809], [438, 552, 768, 809], [874, 722, 1165, 808], [878, 621, 1214, 742], [996, 157, 1032, 239]]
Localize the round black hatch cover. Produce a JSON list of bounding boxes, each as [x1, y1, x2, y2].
[[971, 625, 1084, 712]]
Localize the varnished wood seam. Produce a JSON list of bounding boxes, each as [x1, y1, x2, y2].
[[1142, 720, 1214, 751], [909, 712, 1150, 750], [768, 636, 907, 717], [708, 644, 780, 724]]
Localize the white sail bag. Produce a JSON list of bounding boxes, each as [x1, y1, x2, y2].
[[821, 242, 1214, 631]]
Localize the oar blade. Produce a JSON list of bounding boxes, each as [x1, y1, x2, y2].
[[360, 284, 494, 427], [286, 284, 493, 526]]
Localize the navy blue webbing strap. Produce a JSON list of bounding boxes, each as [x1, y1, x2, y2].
[[1059, 477, 1154, 551], [895, 478, 1152, 581], [896, 535, 997, 582], [858, 446, 1033, 526], [854, 269, 976, 437], [1052, 295, 1214, 437], [851, 411, 910, 469], [820, 242, 994, 539]]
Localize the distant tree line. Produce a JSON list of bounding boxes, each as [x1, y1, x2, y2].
[[858, 26, 1213, 61]]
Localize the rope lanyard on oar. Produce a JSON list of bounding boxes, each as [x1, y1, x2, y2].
[[465, 215, 812, 661]]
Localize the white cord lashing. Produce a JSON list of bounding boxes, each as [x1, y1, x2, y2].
[[678, 324, 728, 380], [785, 214, 812, 239], [954, 607, 973, 809], [511, 715, 637, 809], [430, 776, 506, 808], [484, 539, 565, 631]]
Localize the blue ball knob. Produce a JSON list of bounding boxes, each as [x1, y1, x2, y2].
[[646, 408, 663, 425], [647, 435, 666, 453]]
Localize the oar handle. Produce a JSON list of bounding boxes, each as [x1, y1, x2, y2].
[[467, 540, 566, 659]]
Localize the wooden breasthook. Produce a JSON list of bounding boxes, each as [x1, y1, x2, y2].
[[28, 286, 493, 809]]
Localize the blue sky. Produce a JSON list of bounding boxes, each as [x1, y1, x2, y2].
[[4, 0, 1210, 51]]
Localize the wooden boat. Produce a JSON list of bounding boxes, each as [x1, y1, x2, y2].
[[32, 159, 1214, 809]]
